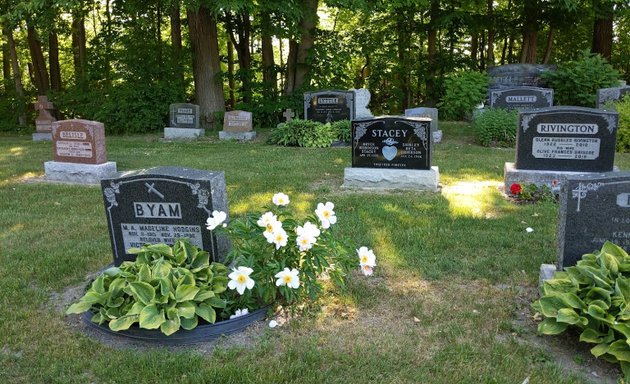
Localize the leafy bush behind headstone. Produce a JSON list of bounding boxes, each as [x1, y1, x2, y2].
[[268, 119, 337, 148], [541, 50, 619, 107], [472, 108, 518, 147], [614, 96, 630, 152], [438, 71, 489, 121], [330, 119, 351, 142]]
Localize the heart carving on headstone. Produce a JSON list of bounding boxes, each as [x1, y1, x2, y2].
[[382, 146, 397, 161]]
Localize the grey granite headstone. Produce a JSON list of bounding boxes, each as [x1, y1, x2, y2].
[[558, 172, 630, 268], [165, 103, 203, 139], [405, 107, 441, 143], [487, 64, 555, 91], [489, 87, 553, 110], [597, 86, 630, 108], [304, 90, 355, 123], [101, 167, 228, 265], [515, 107, 618, 172], [352, 88, 373, 119]]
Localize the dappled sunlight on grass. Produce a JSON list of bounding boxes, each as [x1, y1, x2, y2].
[[0, 171, 43, 188], [228, 191, 317, 217], [442, 180, 512, 218]]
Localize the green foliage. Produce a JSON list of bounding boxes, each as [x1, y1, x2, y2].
[[0, 87, 27, 132], [508, 183, 559, 204], [541, 51, 620, 107], [614, 95, 630, 152], [210, 195, 360, 312], [66, 239, 229, 336], [532, 242, 630, 379], [330, 119, 351, 142], [472, 108, 518, 147], [268, 119, 337, 148], [438, 71, 489, 121]]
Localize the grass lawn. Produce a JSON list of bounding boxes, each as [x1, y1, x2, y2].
[[1, 122, 629, 383]]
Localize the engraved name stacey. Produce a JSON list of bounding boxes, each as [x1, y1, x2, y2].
[[371, 129, 408, 138]]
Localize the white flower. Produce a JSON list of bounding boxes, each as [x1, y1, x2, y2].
[[296, 221, 320, 238], [526, 227, 534, 233], [357, 246, 376, 268], [272, 192, 290, 206], [206, 211, 227, 231], [257, 211, 278, 228], [315, 202, 337, 229], [269, 320, 278, 328], [263, 220, 283, 243], [272, 227, 288, 249], [227, 266, 255, 295], [361, 265, 374, 276], [275, 268, 300, 289], [229, 308, 250, 319], [296, 235, 316, 251]]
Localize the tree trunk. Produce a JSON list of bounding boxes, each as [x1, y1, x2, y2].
[[26, 22, 49, 94], [520, 0, 538, 63], [500, 37, 508, 64], [4, 27, 26, 126], [480, 31, 486, 70], [542, 27, 554, 64], [284, 0, 319, 95], [591, 0, 613, 61], [187, 6, 225, 127], [470, 32, 478, 67], [426, 0, 439, 107], [261, 11, 276, 100], [396, 8, 411, 111], [169, 2, 183, 84], [486, 0, 495, 68], [2, 36, 10, 84], [71, 8, 87, 85], [231, 11, 252, 104], [227, 38, 236, 108], [49, 30, 62, 91]]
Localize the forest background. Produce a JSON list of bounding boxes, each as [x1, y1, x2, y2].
[[0, 0, 628, 133]]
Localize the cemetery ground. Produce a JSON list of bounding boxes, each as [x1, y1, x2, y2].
[[2, 123, 630, 384]]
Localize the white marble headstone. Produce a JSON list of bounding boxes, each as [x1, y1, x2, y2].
[[353, 88, 373, 120]]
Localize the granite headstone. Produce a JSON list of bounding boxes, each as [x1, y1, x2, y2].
[[219, 110, 255, 141], [597, 86, 630, 108], [487, 64, 554, 91], [352, 116, 431, 170], [515, 107, 618, 172], [558, 172, 630, 268], [352, 88, 373, 119], [404, 107, 441, 143], [304, 90, 355, 123], [101, 167, 228, 265], [489, 86, 554, 110], [52, 119, 107, 164], [170, 103, 199, 128], [33, 95, 56, 141]]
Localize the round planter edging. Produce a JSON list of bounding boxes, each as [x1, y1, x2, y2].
[[82, 307, 268, 345]]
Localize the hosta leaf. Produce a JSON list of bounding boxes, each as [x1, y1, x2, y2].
[[82, 291, 107, 305], [557, 293, 586, 310], [138, 264, 152, 283], [175, 284, 200, 303], [129, 282, 156, 305], [177, 301, 196, 319], [109, 314, 139, 331], [109, 277, 126, 297], [538, 317, 568, 335], [103, 267, 121, 277], [616, 277, 630, 306], [206, 297, 227, 309], [180, 316, 198, 330], [601, 252, 620, 275], [66, 301, 93, 314], [602, 241, 629, 259], [585, 287, 612, 307], [543, 279, 577, 296], [152, 259, 172, 279], [591, 342, 611, 357], [127, 301, 145, 316], [196, 303, 217, 324], [139, 304, 166, 329], [191, 250, 210, 269], [565, 266, 591, 285], [612, 323, 630, 339], [92, 275, 106, 294], [537, 296, 565, 318], [160, 317, 181, 336], [580, 328, 614, 343], [193, 288, 215, 302], [587, 304, 615, 324], [90, 311, 104, 325], [159, 278, 172, 297], [579, 266, 612, 289], [608, 340, 630, 362], [557, 308, 580, 324], [145, 243, 173, 257], [588, 299, 610, 311], [107, 296, 125, 308]]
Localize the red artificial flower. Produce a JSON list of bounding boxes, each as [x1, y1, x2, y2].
[[510, 183, 522, 195]]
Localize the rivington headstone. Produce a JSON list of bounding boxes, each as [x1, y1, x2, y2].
[[101, 167, 228, 265]]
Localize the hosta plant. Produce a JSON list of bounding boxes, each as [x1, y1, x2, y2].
[[67, 239, 229, 336], [532, 242, 630, 378]]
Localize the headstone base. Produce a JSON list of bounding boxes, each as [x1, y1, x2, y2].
[[342, 167, 439, 192], [219, 131, 257, 141], [164, 127, 205, 140], [504, 162, 619, 193], [32, 132, 52, 141], [45, 161, 118, 184], [539, 263, 557, 290]]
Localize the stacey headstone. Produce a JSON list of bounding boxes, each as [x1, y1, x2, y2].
[[164, 103, 203, 139], [101, 166, 229, 265], [44, 119, 118, 184], [304, 90, 355, 123], [343, 116, 439, 191], [489, 86, 554, 110], [557, 172, 630, 268], [405, 107, 442, 143], [504, 107, 619, 192]]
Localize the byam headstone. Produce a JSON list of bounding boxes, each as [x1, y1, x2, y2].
[[489, 86, 554, 110], [44, 119, 118, 184], [219, 110, 256, 141], [164, 103, 203, 139], [404, 107, 442, 143], [504, 106, 619, 192], [304, 90, 355, 123], [101, 166, 229, 265], [33, 96, 56, 141], [343, 116, 439, 191], [352, 88, 373, 120], [597, 85, 630, 108], [556, 172, 630, 269]]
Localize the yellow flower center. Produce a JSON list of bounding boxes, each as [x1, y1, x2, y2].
[[266, 223, 273, 232], [361, 256, 368, 263], [237, 275, 247, 284], [276, 234, 284, 242], [284, 275, 293, 284], [323, 210, 330, 218]]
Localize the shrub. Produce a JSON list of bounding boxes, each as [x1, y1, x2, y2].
[[541, 50, 619, 107], [614, 95, 630, 152], [472, 108, 518, 147], [330, 119, 351, 142], [438, 71, 488, 121], [268, 119, 337, 148], [532, 242, 630, 379]]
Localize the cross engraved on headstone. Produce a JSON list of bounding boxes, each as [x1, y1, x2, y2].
[[283, 109, 295, 122], [145, 182, 165, 199], [571, 182, 602, 212]]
